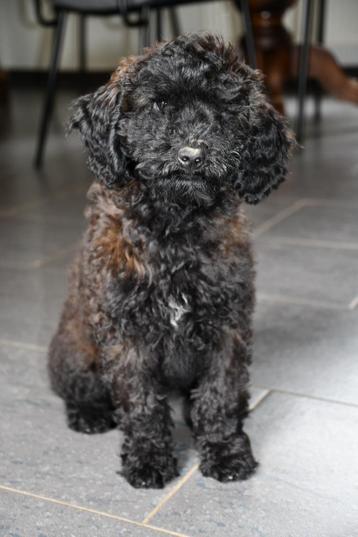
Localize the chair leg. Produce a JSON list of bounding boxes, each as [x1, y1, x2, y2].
[[314, 0, 326, 122], [296, 0, 314, 143], [139, 7, 150, 50], [34, 11, 67, 169], [239, 0, 256, 69], [156, 9, 162, 42], [78, 14, 86, 74], [168, 7, 181, 38]]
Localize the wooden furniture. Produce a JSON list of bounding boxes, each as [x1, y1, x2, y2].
[[240, 0, 358, 139]]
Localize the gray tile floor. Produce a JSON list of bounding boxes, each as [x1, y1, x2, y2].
[[0, 90, 358, 537]]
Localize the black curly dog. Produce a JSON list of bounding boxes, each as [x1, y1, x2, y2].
[[48, 33, 293, 488]]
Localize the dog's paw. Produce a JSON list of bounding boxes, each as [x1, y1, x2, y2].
[[121, 456, 179, 489], [199, 434, 258, 483], [200, 451, 258, 482], [66, 404, 116, 434]]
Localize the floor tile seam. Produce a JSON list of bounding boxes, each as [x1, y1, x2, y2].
[[142, 463, 199, 525], [250, 388, 272, 411], [0, 241, 77, 271], [253, 386, 358, 409], [0, 211, 86, 227], [0, 485, 191, 537], [142, 391, 273, 525], [29, 241, 79, 269], [0, 199, 50, 218], [0, 186, 88, 219], [300, 197, 358, 209], [253, 199, 310, 237], [252, 197, 358, 240], [0, 338, 47, 353], [258, 235, 358, 251], [348, 296, 358, 310], [257, 292, 346, 311], [306, 126, 358, 140]]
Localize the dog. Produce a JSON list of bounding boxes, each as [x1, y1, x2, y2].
[[48, 33, 293, 489]]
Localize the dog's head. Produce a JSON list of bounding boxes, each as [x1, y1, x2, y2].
[[70, 33, 294, 205]]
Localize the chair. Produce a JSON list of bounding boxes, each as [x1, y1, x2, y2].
[[33, 0, 256, 168], [296, 0, 324, 141]]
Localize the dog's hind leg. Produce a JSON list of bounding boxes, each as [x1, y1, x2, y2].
[[48, 310, 116, 434]]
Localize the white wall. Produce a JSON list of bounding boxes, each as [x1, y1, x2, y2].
[[324, 0, 358, 64], [0, 0, 357, 71]]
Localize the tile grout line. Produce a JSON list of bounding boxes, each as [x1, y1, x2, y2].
[[301, 197, 358, 210], [142, 463, 199, 525], [0, 186, 88, 219], [0, 198, 49, 218], [0, 485, 191, 537], [257, 292, 346, 311], [254, 385, 358, 409], [142, 390, 273, 526], [0, 339, 47, 353], [141, 387, 272, 526], [253, 199, 308, 237], [250, 389, 272, 411], [0, 382, 269, 533], [0, 242, 78, 271], [263, 236, 358, 251], [29, 242, 79, 269]]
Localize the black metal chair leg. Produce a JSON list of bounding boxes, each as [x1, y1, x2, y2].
[[314, 0, 326, 122], [139, 7, 150, 50], [156, 9, 162, 42], [296, 0, 314, 143], [78, 14, 86, 73], [34, 11, 67, 169], [239, 0, 256, 69], [168, 7, 180, 38]]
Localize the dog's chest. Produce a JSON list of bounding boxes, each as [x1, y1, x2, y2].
[[111, 242, 246, 341], [147, 264, 222, 386], [105, 234, 252, 386], [168, 294, 190, 328]]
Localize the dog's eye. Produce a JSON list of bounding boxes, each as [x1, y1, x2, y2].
[[153, 100, 167, 112]]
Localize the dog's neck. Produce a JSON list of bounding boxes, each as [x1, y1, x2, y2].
[[89, 180, 242, 242], [132, 182, 240, 236]]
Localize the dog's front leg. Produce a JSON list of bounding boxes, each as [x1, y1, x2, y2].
[[112, 358, 178, 489], [191, 334, 258, 482]]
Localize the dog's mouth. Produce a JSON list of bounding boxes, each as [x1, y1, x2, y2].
[[173, 175, 205, 186], [164, 168, 216, 185], [133, 158, 228, 203], [154, 172, 223, 205], [162, 173, 211, 191]]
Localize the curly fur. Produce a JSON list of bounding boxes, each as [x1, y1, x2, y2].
[[49, 33, 293, 488]]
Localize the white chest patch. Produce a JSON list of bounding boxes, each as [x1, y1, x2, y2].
[[168, 294, 190, 328]]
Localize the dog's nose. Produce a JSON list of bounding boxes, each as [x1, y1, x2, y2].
[[178, 146, 204, 168]]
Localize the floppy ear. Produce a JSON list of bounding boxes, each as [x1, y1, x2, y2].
[[68, 64, 131, 187], [234, 99, 295, 204]]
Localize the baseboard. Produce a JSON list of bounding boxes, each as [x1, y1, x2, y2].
[[9, 69, 110, 90], [8, 66, 358, 93]]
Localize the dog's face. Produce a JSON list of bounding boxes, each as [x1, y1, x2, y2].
[[71, 34, 293, 205]]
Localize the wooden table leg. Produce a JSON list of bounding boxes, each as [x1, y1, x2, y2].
[[237, 0, 358, 119]]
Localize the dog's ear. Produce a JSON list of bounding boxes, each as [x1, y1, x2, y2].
[[233, 96, 295, 205], [69, 60, 134, 187]]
